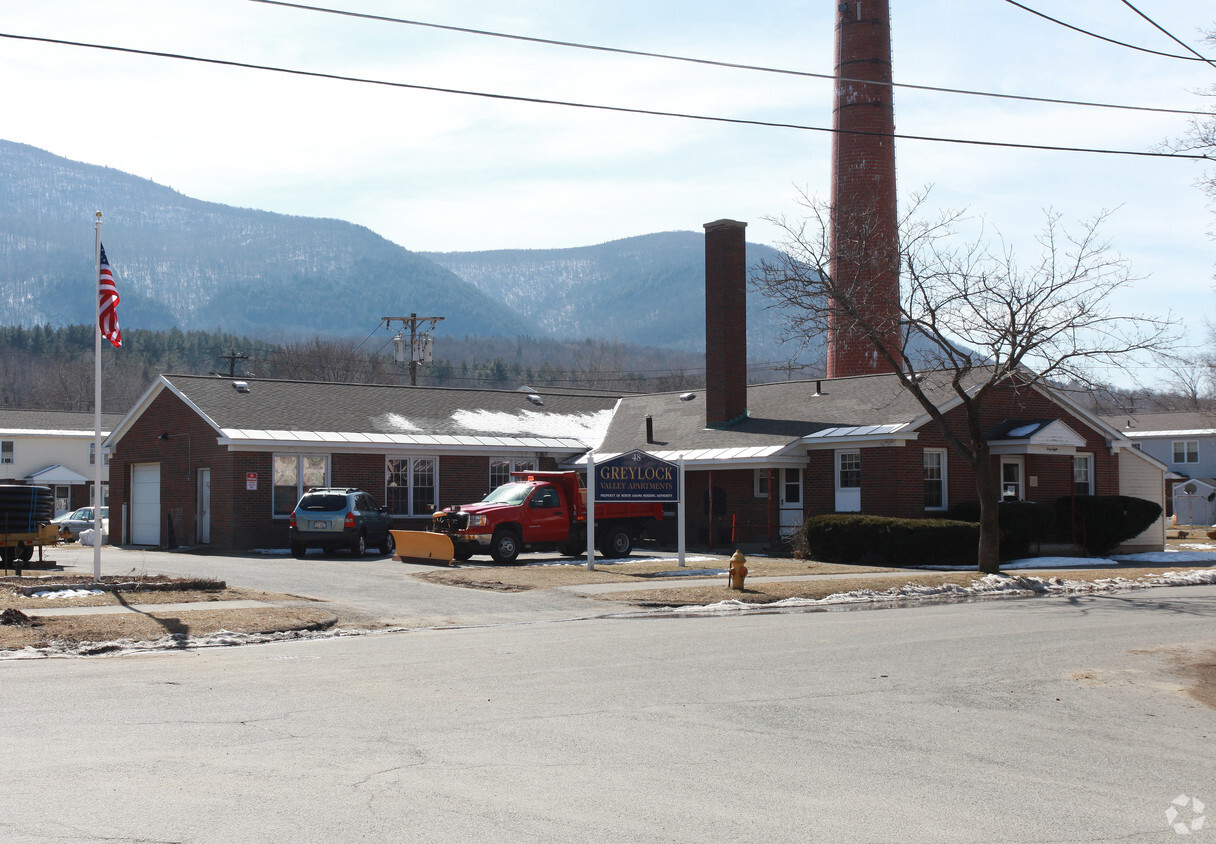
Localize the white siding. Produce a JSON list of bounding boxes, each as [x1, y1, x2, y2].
[[1117, 449, 1165, 552]]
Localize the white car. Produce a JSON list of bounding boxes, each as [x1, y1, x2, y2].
[[51, 506, 109, 541]]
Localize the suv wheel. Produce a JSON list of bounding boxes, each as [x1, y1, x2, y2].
[[378, 530, 395, 556], [291, 542, 307, 559], [350, 532, 367, 557], [489, 528, 520, 564]]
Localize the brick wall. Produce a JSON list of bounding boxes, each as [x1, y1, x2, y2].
[[828, 0, 901, 377], [704, 219, 749, 428]]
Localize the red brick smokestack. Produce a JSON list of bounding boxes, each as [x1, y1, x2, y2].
[[828, 0, 903, 377], [704, 219, 748, 428]]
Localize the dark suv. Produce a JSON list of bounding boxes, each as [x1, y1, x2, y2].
[[289, 488, 394, 558]]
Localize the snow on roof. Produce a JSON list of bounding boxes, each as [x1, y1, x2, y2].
[[451, 408, 614, 446], [372, 413, 423, 433]]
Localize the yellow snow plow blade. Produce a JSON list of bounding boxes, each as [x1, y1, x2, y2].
[[391, 530, 454, 566]]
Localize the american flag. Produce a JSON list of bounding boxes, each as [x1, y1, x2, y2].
[[98, 244, 121, 348]]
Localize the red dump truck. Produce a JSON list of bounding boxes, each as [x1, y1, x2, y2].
[[392, 471, 663, 564]]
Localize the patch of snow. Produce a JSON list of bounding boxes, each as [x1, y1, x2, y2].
[[667, 569, 1216, 616], [372, 412, 422, 433], [1006, 423, 1042, 437], [1179, 543, 1216, 550], [451, 408, 613, 444], [31, 589, 105, 599]]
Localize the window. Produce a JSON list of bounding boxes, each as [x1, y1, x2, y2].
[[489, 457, 536, 494], [273, 454, 329, 516], [0, 441, 12, 464], [924, 449, 947, 510], [88, 443, 111, 465], [1073, 454, 1093, 495], [1173, 440, 1199, 464], [754, 469, 771, 498], [838, 452, 861, 489], [386, 457, 439, 516]]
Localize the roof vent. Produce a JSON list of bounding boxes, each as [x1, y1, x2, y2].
[[233, 381, 250, 393], [526, 394, 544, 406], [679, 392, 696, 402]]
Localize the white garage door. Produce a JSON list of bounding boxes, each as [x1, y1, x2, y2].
[[130, 463, 161, 546]]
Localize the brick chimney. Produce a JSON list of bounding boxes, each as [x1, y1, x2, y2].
[[828, 0, 903, 377], [704, 219, 748, 428]]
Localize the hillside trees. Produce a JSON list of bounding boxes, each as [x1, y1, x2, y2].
[[753, 191, 1178, 573]]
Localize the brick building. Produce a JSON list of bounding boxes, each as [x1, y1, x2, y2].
[[104, 376, 619, 550]]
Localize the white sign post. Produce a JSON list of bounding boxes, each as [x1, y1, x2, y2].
[[585, 453, 596, 572], [678, 455, 686, 567]]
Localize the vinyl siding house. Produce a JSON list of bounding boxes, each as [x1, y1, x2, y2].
[[1103, 411, 1216, 524], [0, 409, 122, 515], [104, 375, 620, 550]]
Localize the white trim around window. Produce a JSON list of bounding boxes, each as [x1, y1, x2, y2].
[[386, 456, 439, 517], [273, 453, 330, 517], [1173, 440, 1199, 464], [0, 440, 12, 464], [923, 448, 948, 511], [489, 457, 537, 495], [1073, 453, 1094, 496], [754, 468, 771, 498]]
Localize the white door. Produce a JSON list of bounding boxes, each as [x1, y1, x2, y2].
[[1000, 457, 1024, 501], [779, 468, 803, 536], [130, 463, 161, 546], [197, 468, 211, 545], [835, 450, 862, 512]]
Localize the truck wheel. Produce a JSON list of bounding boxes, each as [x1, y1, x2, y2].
[[599, 527, 632, 558], [350, 532, 367, 557], [489, 528, 520, 564], [453, 547, 475, 562], [378, 531, 395, 556]]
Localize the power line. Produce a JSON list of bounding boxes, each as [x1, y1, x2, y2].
[[0, 31, 1210, 161], [1117, 0, 1216, 72], [1003, 0, 1216, 64], [249, 0, 1210, 117]]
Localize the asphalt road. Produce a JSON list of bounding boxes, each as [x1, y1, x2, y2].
[[1, 546, 1213, 842]]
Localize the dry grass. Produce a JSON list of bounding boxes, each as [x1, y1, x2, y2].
[[0, 574, 335, 652], [413, 558, 892, 592]]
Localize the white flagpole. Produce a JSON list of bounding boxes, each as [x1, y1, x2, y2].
[[93, 211, 103, 582]]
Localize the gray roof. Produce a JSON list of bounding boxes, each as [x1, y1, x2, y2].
[[0, 408, 124, 435], [597, 369, 977, 460], [1101, 411, 1216, 436], [147, 375, 624, 452]]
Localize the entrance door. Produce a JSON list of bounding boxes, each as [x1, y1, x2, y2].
[[835, 450, 861, 512], [197, 468, 211, 545], [1000, 457, 1024, 501], [130, 463, 161, 546], [779, 468, 803, 537]]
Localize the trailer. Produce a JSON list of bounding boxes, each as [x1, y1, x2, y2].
[[0, 484, 58, 571], [1, 522, 59, 567]]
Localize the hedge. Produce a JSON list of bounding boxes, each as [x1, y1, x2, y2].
[[802, 514, 979, 567], [1053, 495, 1163, 555]]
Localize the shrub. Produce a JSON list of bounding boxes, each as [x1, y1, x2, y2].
[[802, 514, 978, 566], [949, 500, 1057, 560], [1053, 495, 1163, 555]]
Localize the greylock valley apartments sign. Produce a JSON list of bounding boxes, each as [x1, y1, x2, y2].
[[593, 450, 680, 503]]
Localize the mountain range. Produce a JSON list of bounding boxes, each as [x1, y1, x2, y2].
[[0, 140, 811, 363]]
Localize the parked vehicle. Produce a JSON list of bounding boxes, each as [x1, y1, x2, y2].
[[51, 506, 109, 541], [394, 471, 663, 564], [289, 488, 394, 558]]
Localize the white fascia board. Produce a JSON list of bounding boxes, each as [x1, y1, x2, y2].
[[218, 430, 589, 455], [1121, 428, 1216, 439], [801, 431, 918, 450], [0, 429, 110, 438]]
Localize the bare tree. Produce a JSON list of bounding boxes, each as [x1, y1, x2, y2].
[[754, 190, 1179, 573], [262, 338, 397, 385]]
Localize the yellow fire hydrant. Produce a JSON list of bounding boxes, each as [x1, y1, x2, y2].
[[728, 550, 748, 590]]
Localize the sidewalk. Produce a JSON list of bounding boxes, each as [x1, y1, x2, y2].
[[20, 599, 273, 618]]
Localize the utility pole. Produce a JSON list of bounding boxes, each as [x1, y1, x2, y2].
[[218, 349, 249, 377], [382, 313, 444, 386]]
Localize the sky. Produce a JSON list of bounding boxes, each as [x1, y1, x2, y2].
[[2, 0, 1214, 383]]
